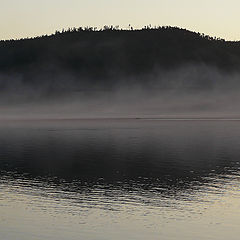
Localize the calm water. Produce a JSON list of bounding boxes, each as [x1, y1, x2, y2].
[[0, 119, 240, 240]]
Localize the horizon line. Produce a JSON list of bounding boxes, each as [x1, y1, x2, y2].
[[1, 25, 238, 43]]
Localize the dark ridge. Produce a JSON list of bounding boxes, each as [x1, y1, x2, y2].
[[0, 26, 240, 93]]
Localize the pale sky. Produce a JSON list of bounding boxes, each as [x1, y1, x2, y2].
[[0, 0, 239, 40]]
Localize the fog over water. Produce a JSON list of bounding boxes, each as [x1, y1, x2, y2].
[[1, 64, 240, 119]]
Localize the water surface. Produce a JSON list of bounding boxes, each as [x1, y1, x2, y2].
[[0, 119, 240, 240]]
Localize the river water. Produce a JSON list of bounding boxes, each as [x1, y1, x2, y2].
[[0, 119, 239, 240]]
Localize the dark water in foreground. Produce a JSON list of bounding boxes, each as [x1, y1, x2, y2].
[[0, 119, 240, 240]]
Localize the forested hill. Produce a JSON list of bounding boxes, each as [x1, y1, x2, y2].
[[1, 26, 240, 90]]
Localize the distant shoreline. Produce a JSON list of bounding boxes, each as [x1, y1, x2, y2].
[[1, 117, 240, 122]]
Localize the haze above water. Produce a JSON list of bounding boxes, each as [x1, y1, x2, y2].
[[2, 65, 240, 119], [0, 119, 240, 240]]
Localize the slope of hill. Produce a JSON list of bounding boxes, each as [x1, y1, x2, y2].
[[1, 26, 240, 92]]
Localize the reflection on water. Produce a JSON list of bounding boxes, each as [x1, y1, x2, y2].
[[0, 120, 240, 240]]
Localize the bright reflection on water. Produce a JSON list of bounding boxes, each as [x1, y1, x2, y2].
[[0, 119, 240, 240]]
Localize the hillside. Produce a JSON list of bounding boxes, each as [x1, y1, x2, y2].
[[1, 26, 240, 98]]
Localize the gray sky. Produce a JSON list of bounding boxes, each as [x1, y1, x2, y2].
[[0, 0, 239, 40]]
